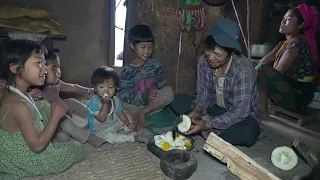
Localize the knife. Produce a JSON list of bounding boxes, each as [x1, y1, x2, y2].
[[172, 116, 183, 140]]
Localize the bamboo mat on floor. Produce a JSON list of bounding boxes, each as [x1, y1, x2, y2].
[[24, 143, 165, 180]]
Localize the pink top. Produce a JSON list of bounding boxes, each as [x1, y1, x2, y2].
[[296, 4, 319, 61]]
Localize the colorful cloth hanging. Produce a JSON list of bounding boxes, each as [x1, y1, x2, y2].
[[178, 0, 206, 31]]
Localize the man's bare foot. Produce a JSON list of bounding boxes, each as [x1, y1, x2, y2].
[[137, 112, 148, 128], [87, 134, 106, 148]]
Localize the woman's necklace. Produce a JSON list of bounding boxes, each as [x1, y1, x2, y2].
[[273, 36, 297, 68], [7, 85, 42, 119]]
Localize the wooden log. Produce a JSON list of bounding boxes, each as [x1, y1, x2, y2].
[[293, 138, 319, 168], [203, 132, 280, 180], [268, 104, 316, 126]]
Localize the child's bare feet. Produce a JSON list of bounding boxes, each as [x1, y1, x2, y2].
[[137, 111, 148, 128], [127, 130, 142, 136], [87, 134, 106, 148]]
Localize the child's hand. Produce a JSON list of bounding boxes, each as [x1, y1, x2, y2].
[[127, 123, 136, 131], [29, 88, 43, 100], [50, 98, 68, 121], [101, 96, 111, 104], [148, 89, 157, 101], [87, 88, 95, 99]]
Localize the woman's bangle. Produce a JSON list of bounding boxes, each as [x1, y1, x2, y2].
[[256, 62, 265, 70]]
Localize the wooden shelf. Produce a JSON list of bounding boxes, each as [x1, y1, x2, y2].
[[0, 28, 67, 40]]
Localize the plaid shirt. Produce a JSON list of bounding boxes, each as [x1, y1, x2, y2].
[[194, 54, 266, 137]]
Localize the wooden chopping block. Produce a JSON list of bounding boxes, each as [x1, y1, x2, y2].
[[203, 133, 280, 180], [293, 138, 319, 168], [269, 104, 316, 126]]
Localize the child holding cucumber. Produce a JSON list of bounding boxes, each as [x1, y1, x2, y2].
[[87, 66, 149, 144]]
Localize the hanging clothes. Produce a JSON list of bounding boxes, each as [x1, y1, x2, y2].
[[178, 0, 206, 31]]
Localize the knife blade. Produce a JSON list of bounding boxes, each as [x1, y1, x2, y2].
[[172, 116, 183, 140]]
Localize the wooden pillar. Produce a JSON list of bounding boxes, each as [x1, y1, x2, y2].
[[224, 0, 272, 53], [123, 0, 136, 65], [250, 0, 272, 44], [108, 0, 116, 67]]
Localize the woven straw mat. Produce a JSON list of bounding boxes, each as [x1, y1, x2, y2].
[[24, 143, 166, 180]]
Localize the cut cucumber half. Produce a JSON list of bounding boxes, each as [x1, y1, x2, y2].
[[271, 146, 298, 171], [177, 115, 192, 133]]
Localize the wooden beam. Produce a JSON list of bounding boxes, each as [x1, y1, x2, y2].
[[203, 132, 280, 180], [269, 104, 316, 126], [108, 0, 116, 67], [293, 138, 319, 168]]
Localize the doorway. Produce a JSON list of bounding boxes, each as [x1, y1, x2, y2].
[[114, 0, 127, 67]]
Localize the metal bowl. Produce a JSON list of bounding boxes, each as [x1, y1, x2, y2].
[[250, 44, 273, 58]]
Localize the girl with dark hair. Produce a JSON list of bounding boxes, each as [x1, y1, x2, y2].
[[0, 40, 86, 179], [256, 4, 318, 117]]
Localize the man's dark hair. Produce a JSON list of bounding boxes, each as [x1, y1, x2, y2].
[[204, 35, 237, 55]]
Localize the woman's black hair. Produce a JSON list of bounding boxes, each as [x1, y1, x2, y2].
[[45, 49, 59, 64], [292, 8, 305, 35], [91, 66, 119, 87], [204, 35, 238, 55], [0, 39, 45, 86]]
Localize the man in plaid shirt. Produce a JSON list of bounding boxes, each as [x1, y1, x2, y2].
[[171, 18, 266, 147]]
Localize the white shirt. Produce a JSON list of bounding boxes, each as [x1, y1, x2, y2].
[[215, 56, 233, 108]]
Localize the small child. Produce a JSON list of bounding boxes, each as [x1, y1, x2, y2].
[[0, 40, 86, 179], [87, 66, 148, 144], [43, 49, 94, 108], [42, 49, 105, 147], [118, 25, 174, 128]]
